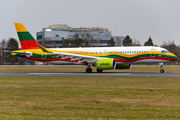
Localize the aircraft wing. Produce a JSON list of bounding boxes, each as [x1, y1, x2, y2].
[[53, 52, 98, 64], [38, 45, 99, 64]]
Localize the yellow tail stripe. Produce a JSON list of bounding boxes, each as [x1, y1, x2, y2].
[[14, 23, 28, 32]]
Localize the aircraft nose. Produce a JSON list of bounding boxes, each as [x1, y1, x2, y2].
[[175, 55, 178, 60], [173, 54, 178, 60]]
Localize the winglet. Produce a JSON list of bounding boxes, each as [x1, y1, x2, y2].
[[38, 45, 49, 52]]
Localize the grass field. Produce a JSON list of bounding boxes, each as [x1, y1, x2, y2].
[[0, 65, 180, 73], [0, 76, 180, 119], [0, 66, 179, 119]]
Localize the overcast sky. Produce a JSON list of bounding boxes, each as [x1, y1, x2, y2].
[[0, 0, 180, 46]]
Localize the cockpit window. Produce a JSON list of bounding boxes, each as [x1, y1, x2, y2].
[[161, 50, 171, 53]]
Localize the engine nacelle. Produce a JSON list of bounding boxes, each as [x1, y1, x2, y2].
[[96, 58, 116, 70], [115, 64, 132, 69]]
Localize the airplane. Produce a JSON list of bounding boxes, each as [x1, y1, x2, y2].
[[11, 23, 177, 73]]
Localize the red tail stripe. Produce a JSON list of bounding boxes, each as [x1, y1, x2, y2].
[[20, 40, 40, 49]]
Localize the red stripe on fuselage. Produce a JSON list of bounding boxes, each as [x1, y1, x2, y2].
[[126, 57, 175, 62], [115, 57, 176, 63], [23, 56, 176, 64]]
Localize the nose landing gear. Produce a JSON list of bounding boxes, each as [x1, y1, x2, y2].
[[159, 63, 164, 73], [160, 68, 164, 73]]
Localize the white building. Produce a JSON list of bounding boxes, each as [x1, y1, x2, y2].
[[36, 24, 124, 47]]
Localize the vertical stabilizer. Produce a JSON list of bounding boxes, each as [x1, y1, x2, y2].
[[14, 23, 40, 50]]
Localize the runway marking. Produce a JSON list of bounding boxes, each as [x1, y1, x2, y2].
[[0, 72, 179, 78], [28, 73, 132, 76]]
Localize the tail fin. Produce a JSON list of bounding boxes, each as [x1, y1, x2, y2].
[[14, 23, 40, 50]]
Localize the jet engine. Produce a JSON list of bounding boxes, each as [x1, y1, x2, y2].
[[96, 58, 116, 70], [115, 64, 132, 69]]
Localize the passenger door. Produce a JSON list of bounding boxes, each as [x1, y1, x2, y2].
[[151, 49, 156, 57], [103, 50, 107, 56]]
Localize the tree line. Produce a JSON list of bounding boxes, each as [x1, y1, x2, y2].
[[0, 38, 25, 65], [61, 34, 115, 47]]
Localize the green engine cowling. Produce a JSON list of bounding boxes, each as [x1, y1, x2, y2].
[[96, 58, 116, 70], [115, 64, 132, 69]]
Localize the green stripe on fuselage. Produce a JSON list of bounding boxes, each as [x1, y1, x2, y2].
[[17, 32, 35, 41], [99, 53, 175, 60], [14, 52, 59, 59]]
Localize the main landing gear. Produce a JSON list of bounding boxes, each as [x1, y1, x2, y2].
[[159, 63, 164, 73], [86, 65, 103, 73], [86, 67, 92, 73], [96, 69, 103, 73], [86, 67, 104, 73]]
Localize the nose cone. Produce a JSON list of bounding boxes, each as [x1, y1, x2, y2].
[[175, 55, 178, 60], [172, 54, 178, 61]]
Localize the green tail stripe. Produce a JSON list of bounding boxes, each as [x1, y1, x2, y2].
[[38, 45, 49, 52], [17, 32, 35, 41]]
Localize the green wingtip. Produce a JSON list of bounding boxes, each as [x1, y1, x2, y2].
[[38, 45, 49, 52]]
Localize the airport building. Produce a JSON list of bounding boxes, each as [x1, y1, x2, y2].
[[36, 24, 125, 48]]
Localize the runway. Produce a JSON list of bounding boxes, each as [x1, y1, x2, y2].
[[0, 72, 180, 78]]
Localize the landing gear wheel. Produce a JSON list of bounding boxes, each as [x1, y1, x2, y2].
[[160, 69, 164, 73], [86, 68, 92, 73], [159, 63, 164, 73], [97, 69, 103, 73]]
